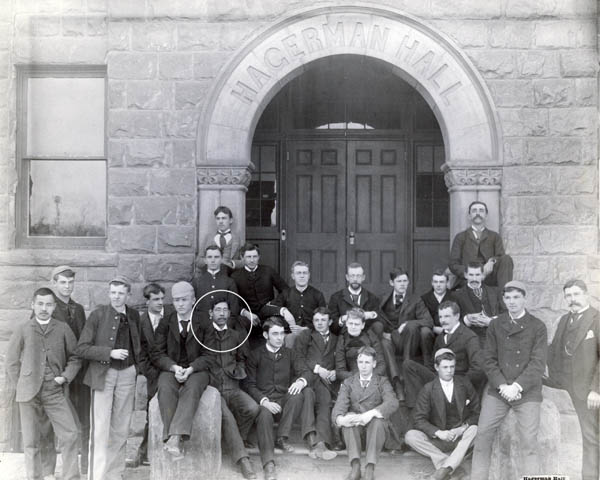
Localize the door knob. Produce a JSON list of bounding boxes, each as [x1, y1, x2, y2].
[[281, 229, 286, 241], [349, 231, 355, 245]]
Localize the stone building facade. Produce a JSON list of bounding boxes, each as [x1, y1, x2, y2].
[[0, 0, 598, 360]]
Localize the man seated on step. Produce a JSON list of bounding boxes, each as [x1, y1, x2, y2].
[[402, 301, 484, 411], [335, 308, 387, 382], [405, 349, 480, 480], [328, 262, 384, 335], [198, 298, 259, 479], [379, 268, 434, 397], [152, 281, 210, 460], [196, 205, 243, 271], [263, 261, 327, 347], [294, 307, 341, 456], [421, 269, 457, 337], [453, 262, 505, 348], [245, 317, 319, 480], [192, 244, 240, 327], [332, 346, 399, 480]]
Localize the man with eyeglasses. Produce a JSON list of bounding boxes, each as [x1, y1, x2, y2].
[[546, 279, 599, 480]]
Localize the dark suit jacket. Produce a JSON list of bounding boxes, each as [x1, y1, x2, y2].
[[328, 287, 383, 335], [196, 230, 242, 270], [245, 344, 309, 403], [454, 285, 505, 342], [263, 285, 327, 329], [331, 373, 399, 421], [294, 328, 338, 385], [413, 376, 480, 438], [449, 227, 506, 278], [191, 267, 240, 315], [231, 265, 288, 317], [139, 305, 175, 398], [6, 317, 81, 402], [151, 309, 211, 374], [547, 306, 600, 401], [433, 324, 483, 381], [53, 297, 87, 384], [421, 289, 457, 327], [335, 330, 386, 381], [485, 311, 547, 405], [379, 291, 433, 333], [76, 304, 141, 391]]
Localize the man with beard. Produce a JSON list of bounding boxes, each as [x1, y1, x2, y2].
[[421, 269, 457, 336], [449, 201, 513, 289], [335, 308, 387, 382], [471, 281, 547, 479], [199, 299, 259, 479], [152, 282, 210, 460], [546, 279, 599, 480], [328, 263, 383, 335], [454, 262, 505, 348], [402, 301, 484, 410]]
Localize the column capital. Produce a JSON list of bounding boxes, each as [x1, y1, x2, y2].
[[442, 164, 502, 189], [197, 166, 252, 187]]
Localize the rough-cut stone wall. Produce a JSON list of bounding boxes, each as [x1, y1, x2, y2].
[[0, 0, 597, 350]]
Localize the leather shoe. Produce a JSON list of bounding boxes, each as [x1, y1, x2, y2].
[[164, 435, 184, 461], [275, 437, 294, 453], [430, 466, 452, 480], [263, 461, 277, 480], [244, 439, 256, 449], [345, 460, 361, 480], [364, 463, 375, 480], [238, 457, 257, 479], [332, 440, 345, 451]]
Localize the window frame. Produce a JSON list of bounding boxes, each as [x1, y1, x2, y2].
[[16, 64, 108, 249]]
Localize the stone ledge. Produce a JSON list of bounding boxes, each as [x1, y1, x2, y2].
[[0, 249, 118, 267]]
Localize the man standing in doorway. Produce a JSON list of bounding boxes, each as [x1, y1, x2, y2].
[[546, 279, 599, 480]]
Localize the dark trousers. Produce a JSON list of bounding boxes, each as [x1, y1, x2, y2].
[[570, 390, 600, 480], [256, 388, 315, 466], [313, 380, 334, 446], [403, 360, 436, 408], [157, 371, 209, 441], [342, 417, 386, 465], [221, 388, 260, 464], [484, 254, 513, 290], [20, 380, 80, 480]]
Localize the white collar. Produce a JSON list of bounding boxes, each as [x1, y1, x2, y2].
[[265, 343, 281, 354], [440, 378, 454, 388], [433, 291, 446, 302], [217, 229, 231, 235], [245, 266, 258, 272], [295, 285, 308, 293], [359, 374, 373, 382], [445, 322, 460, 335], [213, 322, 227, 332], [471, 225, 485, 233], [148, 308, 163, 319], [207, 268, 220, 275], [394, 291, 406, 301], [36, 317, 51, 325], [348, 286, 362, 295], [572, 305, 590, 315], [509, 310, 526, 321]]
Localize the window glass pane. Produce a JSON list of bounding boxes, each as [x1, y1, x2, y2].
[[416, 175, 433, 200], [433, 200, 450, 227], [29, 160, 106, 236], [416, 200, 433, 227], [261, 146, 276, 172], [27, 77, 105, 157], [434, 146, 445, 171]]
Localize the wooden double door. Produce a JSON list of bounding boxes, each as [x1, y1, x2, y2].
[[283, 137, 410, 298]]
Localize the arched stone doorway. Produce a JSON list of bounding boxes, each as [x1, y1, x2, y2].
[[197, 4, 503, 288]]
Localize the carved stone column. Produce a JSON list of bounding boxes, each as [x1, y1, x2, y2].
[[442, 164, 503, 241], [196, 166, 253, 249]]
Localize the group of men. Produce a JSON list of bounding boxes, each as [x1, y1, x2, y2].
[[5, 203, 599, 480]]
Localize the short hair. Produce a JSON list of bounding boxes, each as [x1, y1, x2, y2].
[[389, 267, 409, 281], [290, 260, 309, 274], [563, 279, 588, 293], [465, 261, 484, 273], [439, 300, 460, 316], [53, 269, 75, 281], [468, 201, 488, 213], [357, 346, 377, 360], [262, 316, 286, 334], [347, 262, 363, 273], [109, 280, 131, 293], [204, 244, 223, 256], [503, 285, 526, 297], [143, 283, 165, 299], [32, 287, 56, 301], [210, 298, 230, 310], [431, 268, 449, 280], [435, 351, 456, 366], [346, 307, 365, 323], [214, 206, 233, 218], [313, 306, 330, 318], [240, 242, 260, 257]]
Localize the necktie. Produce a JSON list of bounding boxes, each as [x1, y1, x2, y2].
[[361, 380, 369, 389], [321, 334, 329, 344], [472, 287, 482, 301], [216, 329, 225, 339], [444, 330, 450, 344], [180, 320, 189, 338], [351, 293, 360, 305], [473, 230, 480, 240], [395, 295, 403, 309], [218, 232, 227, 250]]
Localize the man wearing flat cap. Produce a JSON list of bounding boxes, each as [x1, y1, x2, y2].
[[152, 281, 210, 460], [76, 275, 141, 480], [471, 280, 547, 480]]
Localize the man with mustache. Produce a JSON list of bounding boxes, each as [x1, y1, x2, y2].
[[546, 279, 599, 480], [448, 201, 513, 289], [453, 262, 505, 348]]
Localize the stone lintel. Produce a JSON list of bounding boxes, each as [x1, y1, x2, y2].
[[196, 166, 252, 187]]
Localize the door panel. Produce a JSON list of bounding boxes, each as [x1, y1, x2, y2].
[[347, 140, 408, 296], [285, 140, 347, 298]]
